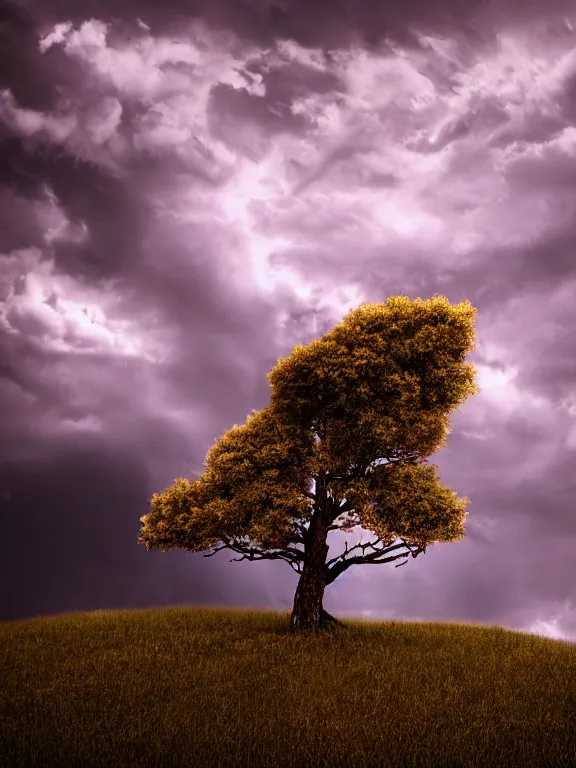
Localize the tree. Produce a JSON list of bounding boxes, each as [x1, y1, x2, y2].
[[138, 295, 480, 635]]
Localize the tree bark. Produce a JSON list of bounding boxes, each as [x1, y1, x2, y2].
[[289, 481, 347, 635], [290, 555, 327, 634]]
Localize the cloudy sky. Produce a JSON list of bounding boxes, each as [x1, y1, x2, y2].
[[2, 0, 576, 643]]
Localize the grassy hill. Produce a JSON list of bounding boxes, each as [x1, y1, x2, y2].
[[2, 605, 576, 767]]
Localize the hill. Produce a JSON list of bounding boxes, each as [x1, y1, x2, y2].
[[2, 606, 576, 767]]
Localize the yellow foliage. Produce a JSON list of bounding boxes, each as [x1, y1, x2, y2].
[[139, 295, 480, 559], [362, 462, 470, 548], [138, 476, 221, 553], [139, 406, 317, 552]]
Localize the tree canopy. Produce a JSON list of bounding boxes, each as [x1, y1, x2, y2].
[[138, 295, 480, 633]]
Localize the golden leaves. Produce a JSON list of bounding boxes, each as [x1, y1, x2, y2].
[[362, 462, 470, 547], [139, 295, 480, 557]]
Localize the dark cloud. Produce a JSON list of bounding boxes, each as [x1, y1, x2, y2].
[[0, 441, 277, 621], [207, 61, 345, 151], [19, 0, 576, 50], [0, 1, 82, 110], [0, 136, 147, 282]]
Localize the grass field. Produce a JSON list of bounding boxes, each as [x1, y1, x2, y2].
[[2, 605, 576, 767]]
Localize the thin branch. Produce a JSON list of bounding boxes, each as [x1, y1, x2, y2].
[[324, 537, 427, 586], [228, 550, 304, 575], [327, 514, 362, 533], [325, 454, 421, 521], [325, 537, 408, 569], [288, 521, 310, 547], [336, 498, 355, 514], [325, 459, 370, 484], [324, 549, 412, 585], [201, 535, 306, 574], [201, 541, 229, 558], [363, 453, 420, 475], [288, 530, 306, 546]]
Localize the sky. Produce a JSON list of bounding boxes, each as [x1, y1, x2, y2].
[[1, 0, 576, 644]]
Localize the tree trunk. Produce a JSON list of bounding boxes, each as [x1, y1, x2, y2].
[[289, 485, 347, 635], [290, 558, 327, 634]]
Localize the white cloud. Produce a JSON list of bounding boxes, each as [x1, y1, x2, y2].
[[526, 600, 576, 643], [61, 415, 103, 432], [60, 19, 262, 102], [84, 96, 123, 145], [0, 90, 78, 142], [24, 17, 576, 327], [39, 21, 73, 53], [0, 249, 159, 361]]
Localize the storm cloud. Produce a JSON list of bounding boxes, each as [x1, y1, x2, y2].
[[1, 0, 576, 643]]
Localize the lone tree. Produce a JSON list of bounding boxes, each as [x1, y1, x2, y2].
[[138, 296, 480, 635]]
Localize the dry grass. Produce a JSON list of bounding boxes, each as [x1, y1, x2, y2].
[[2, 605, 576, 767]]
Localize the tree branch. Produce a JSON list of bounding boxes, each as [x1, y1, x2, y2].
[[324, 536, 427, 586], [336, 498, 355, 514], [325, 536, 404, 569], [325, 549, 414, 585], [325, 452, 424, 522], [365, 453, 420, 474], [201, 535, 306, 575], [325, 459, 370, 484], [289, 521, 310, 547], [327, 513, 362, 533]]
